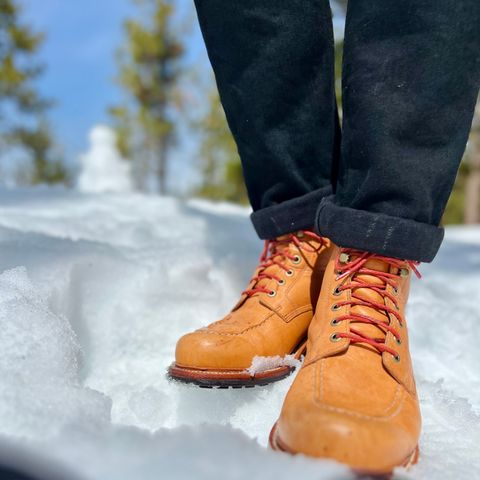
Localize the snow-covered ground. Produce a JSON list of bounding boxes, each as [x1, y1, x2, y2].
[[0, 187, 478, 480]]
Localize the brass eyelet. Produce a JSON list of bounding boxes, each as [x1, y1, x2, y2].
[[395, 337, 402, 345], [277, 279, 286, 286], [331, 304, 341, 312], [330, 318, 341, 326], [267, 290, 276, 297], [339, 252, 350, 264], [399, 268, 409, 278], [333, 286, 342, 296], [285, 270, 294, 277], [393, 353, 401, 362], [291, 255, 301, 265], [330, 333, 342, 342]]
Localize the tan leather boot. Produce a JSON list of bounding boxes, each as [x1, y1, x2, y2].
[[168, 231, 333, 388], [270, 246, 421, 476]]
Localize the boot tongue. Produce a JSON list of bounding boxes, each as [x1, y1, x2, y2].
[[363, 257, 390, 273], [348, 258, 392, 347]]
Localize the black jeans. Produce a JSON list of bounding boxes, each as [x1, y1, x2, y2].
[[194, 0, 480, 262]]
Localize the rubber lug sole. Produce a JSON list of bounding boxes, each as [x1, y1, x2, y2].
[[167, 339, 306, 388], [269, 421, 419, 479]]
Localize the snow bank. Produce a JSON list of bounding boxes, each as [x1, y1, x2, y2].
[[0, 187, 478, 479], [0, 267, 110, 440]]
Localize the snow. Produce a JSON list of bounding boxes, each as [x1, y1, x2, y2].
[[77, 125, 133, 193], [0, 186, 478, 479], [247, 355, 301, 376]]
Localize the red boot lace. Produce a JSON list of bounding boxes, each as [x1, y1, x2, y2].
[[242, 230, 325, 297], [332, 249, 421, 358]]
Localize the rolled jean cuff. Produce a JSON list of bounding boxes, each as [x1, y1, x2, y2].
[[251, 186, 332, 239], [315, 195, 444, 263]]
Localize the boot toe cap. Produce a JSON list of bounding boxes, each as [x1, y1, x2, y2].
[[276, 374, 419, 472], [278, 411, 417, 472], [175, 330, 257, 370]]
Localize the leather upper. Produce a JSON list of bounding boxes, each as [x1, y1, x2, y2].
[[276, 246, 421, 472], [175, 233, 333, 371]]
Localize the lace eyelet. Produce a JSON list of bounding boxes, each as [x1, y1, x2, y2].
[[399, 268, 409, 278], [393, 353, 401, 362], [277, 279, 286, 286], [330, 333, 342, 342], [331, 304, 341, 312], [285, 270, 294, 277], [330, 318, 341, 326], [393, 287, 398, 295], [333, 286, 342, 296], [267, 290, 276, 297], [395, 337, 402, 345], [291, 255, 301, 265]]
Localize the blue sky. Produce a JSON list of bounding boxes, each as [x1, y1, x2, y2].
[[17, 1, 344, 191], [20, 0, 137, 159], [19, 0, 206, 185]]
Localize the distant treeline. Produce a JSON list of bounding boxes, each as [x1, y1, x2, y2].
[[0, 0, 478, 223]]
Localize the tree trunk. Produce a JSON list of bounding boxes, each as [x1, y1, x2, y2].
[[465, 101, 480, 224], [157, 135, 169, 195]]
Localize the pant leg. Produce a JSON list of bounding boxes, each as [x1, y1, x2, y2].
[[316, 0, 480, 262], [194, 0, 340, 239]]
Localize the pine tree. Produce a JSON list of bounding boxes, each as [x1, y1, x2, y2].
[[0, 0, 47, 123], [110, 0, 185, 194], [195, 89, 247, 203], [0, 0, 67, 184], [13, 121, 70, 185]]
